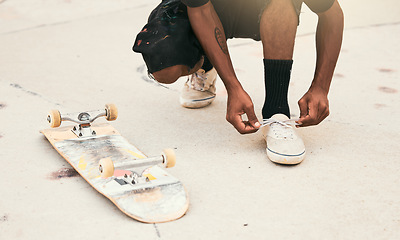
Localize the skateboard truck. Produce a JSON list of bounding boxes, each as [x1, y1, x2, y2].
[[98, 149, 176, 184], [47, 104, 118, 138]]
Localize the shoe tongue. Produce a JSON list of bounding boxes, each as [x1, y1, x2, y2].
[[197, 69, 206, 75], [270, 114, 289, 122]]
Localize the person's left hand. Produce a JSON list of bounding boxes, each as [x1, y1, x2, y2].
[[297, 86, 330, 127]]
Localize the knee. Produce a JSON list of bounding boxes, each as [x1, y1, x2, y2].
[[152, 65, 185, 84]]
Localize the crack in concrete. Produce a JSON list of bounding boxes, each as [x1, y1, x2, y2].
[[297, 21, 400, 37], [347, 21, 400, 30], [9, 83, 61, 106], [153, 223, 161, 239]]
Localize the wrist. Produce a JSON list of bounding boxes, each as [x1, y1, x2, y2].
[[223, 77, 243, 93], [311, 69, 333, 95], [309, 76, 331, 94], [309, 83, 329, 95]]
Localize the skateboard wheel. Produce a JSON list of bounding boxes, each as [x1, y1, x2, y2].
[[99, 158, 114, 178], [48, 110, 61, 128], [162, 148, 176, 168], [105, 104, 118, 121]]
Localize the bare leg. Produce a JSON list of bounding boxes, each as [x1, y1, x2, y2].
[[152, 57, 204, 84], [260, 0, 298, 59]]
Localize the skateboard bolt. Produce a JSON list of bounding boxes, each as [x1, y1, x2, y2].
[[78, 112, 90, 121]]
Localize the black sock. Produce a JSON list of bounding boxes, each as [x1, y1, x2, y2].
[[201, 56, 213, 72], [262, 59, 292, 119]]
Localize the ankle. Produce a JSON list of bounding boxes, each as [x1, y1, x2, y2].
[[262, 59, 293, 120], [262, 107, 290, 120]]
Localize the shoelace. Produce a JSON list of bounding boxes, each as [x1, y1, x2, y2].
[[261, 118, 300, 139], [260, 118, 300, 128], [189, 71, 209, 91]]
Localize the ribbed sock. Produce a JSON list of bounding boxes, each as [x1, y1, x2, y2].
[[262, 59, 293, 119], [201, 56, 213, 72]]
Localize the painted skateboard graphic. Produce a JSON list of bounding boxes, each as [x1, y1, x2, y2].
[[41, 104, 189, 223]]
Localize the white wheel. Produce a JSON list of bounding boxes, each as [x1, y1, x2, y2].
[[105, 104, 118, 121], [162, 148, 176, 168], [99, 158, 114, 178], [48, 110, 61, 128]]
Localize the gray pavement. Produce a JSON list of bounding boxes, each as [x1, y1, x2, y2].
[[1, 0, 400, 239]]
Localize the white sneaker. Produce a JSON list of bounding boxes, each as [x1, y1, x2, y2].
[[262, 114, 306, 165], [180, 68, 217, 108]]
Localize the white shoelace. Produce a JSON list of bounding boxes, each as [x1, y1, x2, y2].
[[189, 71, 210, 91], [261, 118, 300, 139], [261, 118, 300, 128]]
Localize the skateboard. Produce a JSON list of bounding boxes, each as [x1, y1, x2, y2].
[[41, 104, 189, 223]]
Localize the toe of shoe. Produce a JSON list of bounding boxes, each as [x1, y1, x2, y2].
[[266, 147, 305, 165], [179, 94, 216, 109]]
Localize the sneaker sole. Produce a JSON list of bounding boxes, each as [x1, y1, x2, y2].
[[266, 147, 306, 165], [179, 96, 216, 109]]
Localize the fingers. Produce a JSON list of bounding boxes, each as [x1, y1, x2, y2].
[[297, 97, 313, 127], [226, 92, 260, 134], [227, 114, 259, 134], [226, 106, 260, 134], [245, 105, 261, 129], [298, 98, 309, 118], [297, 102, 329, 127]]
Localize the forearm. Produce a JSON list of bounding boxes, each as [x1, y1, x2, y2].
[[187, 2, 242, 93], [311, 0, 344, 94]]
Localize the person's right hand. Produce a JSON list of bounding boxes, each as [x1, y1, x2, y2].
[[226, 87, 260, 134]]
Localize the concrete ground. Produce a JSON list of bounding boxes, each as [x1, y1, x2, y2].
[[1, 0, 399, 239]]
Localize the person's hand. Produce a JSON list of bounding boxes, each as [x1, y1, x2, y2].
[[297, 86, 330, 127], [226, 88, 260, 134]]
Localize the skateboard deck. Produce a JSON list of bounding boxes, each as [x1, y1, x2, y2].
[[41, 120, 188, 223]]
